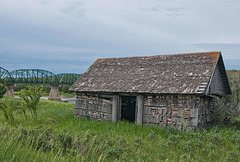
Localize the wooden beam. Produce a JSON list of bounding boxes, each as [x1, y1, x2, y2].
[[137, 94, 144, 125], [112, 95, 119, 122]]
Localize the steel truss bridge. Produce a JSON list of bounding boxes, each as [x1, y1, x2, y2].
[[0, 67, 80, 85]]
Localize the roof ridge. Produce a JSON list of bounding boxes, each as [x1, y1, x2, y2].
[[96, 51, 221, 61]]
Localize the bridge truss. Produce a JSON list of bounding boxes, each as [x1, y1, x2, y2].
[[0, 67, 14, 84], [0, 68, 80, 85], [56, 73, 81, 85], [10, 69, 59, 85]]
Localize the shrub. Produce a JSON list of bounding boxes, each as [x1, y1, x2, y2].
[[212, 97, 236, 125], [62, 85, 70, 93], [0, 98, 25, 124], [0, 83, 6, 98], [0, 101, 15, 123], [19, 85, 43, 121], [0, 72, 7, 98]]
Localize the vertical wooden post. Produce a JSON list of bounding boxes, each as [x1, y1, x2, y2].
[[112, 95, 119, 122], [117, 96, 122, 121], [137, 94, 144, 125]]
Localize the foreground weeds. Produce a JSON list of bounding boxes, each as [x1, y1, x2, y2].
[[0, 98, 240, 161]]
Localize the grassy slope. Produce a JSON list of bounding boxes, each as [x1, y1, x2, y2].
[[0, 98, 240, 161]]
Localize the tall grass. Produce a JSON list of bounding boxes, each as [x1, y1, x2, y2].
[[0, 98, 240, 161]]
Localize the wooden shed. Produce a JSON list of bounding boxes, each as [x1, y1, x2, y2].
[[70, 51, 231, 130]]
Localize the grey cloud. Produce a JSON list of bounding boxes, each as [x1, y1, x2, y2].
[[149, 7, 185, 15], [61, 0, 85, 17], [219, 0, 240, 4], [13, 44, 101, 54]]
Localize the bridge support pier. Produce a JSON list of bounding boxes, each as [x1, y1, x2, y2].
[[48, 85, 61, 101], [4, 84, 16, 97]]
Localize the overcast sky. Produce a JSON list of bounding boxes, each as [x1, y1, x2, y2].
[[0, 0, 239, 74]]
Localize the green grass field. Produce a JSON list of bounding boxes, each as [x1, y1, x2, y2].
[[0, 98, 240, 161]]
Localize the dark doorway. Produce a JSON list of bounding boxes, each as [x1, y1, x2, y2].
[[121, 96, 136, 122]]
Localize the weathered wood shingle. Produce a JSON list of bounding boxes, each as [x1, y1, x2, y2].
[[70, 51, 230, 95]]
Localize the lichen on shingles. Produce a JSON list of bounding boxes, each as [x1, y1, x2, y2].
[[70, 51, 222, 94]]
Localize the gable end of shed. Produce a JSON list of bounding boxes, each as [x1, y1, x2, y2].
[[207, 54, 231, 96]]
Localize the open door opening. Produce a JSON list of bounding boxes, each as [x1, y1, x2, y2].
[[121, 96, 136, 122]]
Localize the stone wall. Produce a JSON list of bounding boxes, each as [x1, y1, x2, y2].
[[75, 92, 112, 121], [75, 92, 215, 130], [143, 94, 214, 130]]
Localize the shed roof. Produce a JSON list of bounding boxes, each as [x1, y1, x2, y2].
[[70, 51, 230, 95]]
